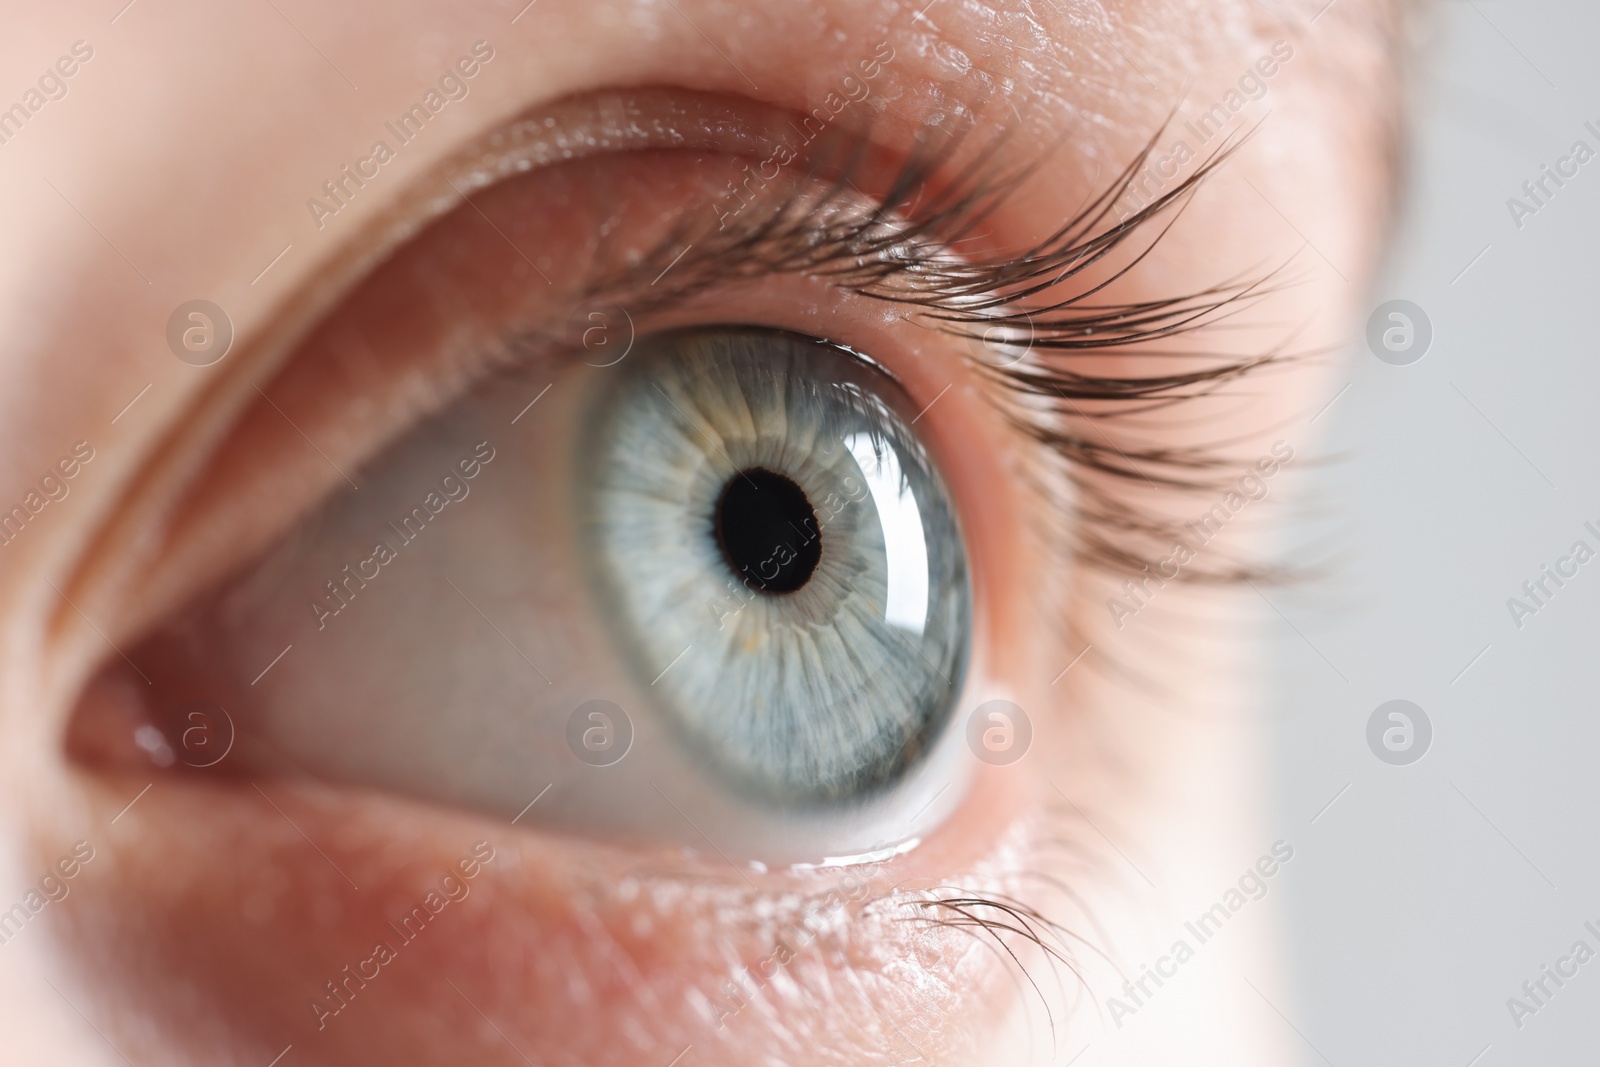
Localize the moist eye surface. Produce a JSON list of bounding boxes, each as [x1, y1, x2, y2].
[[580, 327, 971, 805]]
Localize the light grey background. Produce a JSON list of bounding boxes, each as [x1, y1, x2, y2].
[[1267, 1, 1600, 1063]]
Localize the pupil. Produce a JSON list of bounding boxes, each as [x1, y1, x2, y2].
[[714, 468, 822, 594]]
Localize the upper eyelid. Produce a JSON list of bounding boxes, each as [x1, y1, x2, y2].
[[12, 94, 810, 720], [49, 90, 1261, 677], [37, 93, 973, 672]]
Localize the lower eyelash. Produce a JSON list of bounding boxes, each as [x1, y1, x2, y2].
[[876, 828, 1168, 1050], [873, 887, 1099, 1052]]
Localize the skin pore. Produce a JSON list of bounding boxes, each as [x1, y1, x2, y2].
[[0, 1, 1398, 1064]]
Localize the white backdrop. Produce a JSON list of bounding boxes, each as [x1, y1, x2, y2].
[[1268, 2, 1600, 1063]]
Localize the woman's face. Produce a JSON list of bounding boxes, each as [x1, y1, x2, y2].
[[0, 1, 1397, 1063]]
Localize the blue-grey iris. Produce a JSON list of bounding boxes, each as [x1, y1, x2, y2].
[[580, 328, 970, 804]]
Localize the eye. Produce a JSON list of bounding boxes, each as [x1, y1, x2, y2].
[[64, 91, 1041, 864], [79, 315, 982, 860], [12, 5, 1401, 1061], [581, 326, 969, 806]]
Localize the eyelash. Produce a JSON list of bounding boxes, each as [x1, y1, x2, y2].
[[511, 115, 1280, 1024], [904, 891, 1091, 1039], [494, 113, 1283, 596]]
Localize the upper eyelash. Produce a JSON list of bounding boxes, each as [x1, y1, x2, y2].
[[545, 109, 1293, 591]]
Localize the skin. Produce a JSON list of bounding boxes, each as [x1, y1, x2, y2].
[[0, 1, 1397, 1064]]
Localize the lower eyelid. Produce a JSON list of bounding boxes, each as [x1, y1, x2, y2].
[[50, 723, 1042, 1061]]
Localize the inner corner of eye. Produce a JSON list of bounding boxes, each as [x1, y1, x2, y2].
[[67, 323, 980, 860]]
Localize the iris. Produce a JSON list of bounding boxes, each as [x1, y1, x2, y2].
[[580, 327, 971, 804]]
